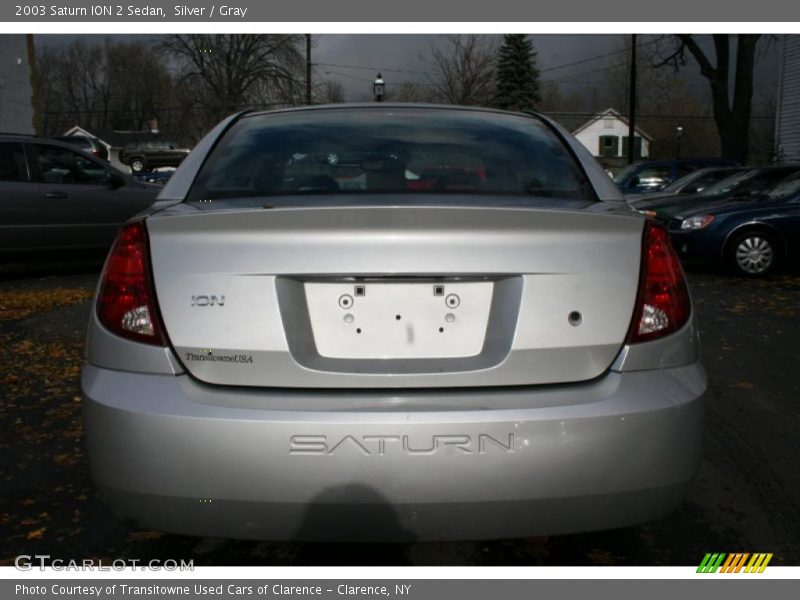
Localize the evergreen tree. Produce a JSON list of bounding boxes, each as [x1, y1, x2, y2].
[[494, 34, 542, 112]]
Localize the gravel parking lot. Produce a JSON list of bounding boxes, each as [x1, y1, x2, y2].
[[1, 257, 798, 566]]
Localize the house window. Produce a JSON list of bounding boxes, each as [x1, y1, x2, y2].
[[599, 135, 619, 158]]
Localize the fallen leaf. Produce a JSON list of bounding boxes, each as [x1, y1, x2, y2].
[[127, 530, 163, 542]]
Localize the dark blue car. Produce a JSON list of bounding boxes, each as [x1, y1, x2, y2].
[[668, 173, 800, 276], [615, 157, 740, 195]]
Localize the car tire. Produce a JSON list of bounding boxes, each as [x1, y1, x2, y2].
[[130, 158, 147, 173], [728, 230, 779, 277]]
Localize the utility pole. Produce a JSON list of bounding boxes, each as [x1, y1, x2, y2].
[[627, 34, 637, 166], [27, 34, 41, 135], [305, 34, 312, 105]]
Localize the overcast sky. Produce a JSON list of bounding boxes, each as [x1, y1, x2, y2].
[[36, 33, 782, 107], [314, 34, 631, 101]]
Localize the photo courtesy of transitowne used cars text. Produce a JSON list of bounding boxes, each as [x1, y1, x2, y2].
[[81, 105, 706, 542]]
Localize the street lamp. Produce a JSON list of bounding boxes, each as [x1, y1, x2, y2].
[[675, 126, 684, 160], [373, 73, 385, 102]]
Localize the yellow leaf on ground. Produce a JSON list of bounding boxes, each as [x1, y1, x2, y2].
[[127, 531, 163, 542]]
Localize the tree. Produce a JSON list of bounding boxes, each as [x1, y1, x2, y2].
[[105, 41, 174, 131], [387, 82, 432, 103], [161, 34, 305, 119], [656, 35, 762, 162], [537, 81, 583, 113], [493, 34, 542, 111], [320, 80, 346, 104], [603, 37, 720, 159], [426, 35, 497, 106], [34, 39, 178, 136]]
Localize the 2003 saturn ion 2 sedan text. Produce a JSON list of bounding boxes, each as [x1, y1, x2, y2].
[[82, 105, 706, 542]]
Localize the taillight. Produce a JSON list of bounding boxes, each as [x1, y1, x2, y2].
[[627, 221, 691, 344], [96, 221, 166, 346]]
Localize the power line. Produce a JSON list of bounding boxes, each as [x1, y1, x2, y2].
[[324, 70, 437, 87], [539, 38, 661, 74], [542, 62, 629, 84], [541, 36, 715, 86], [315, 39, 660, 80], [315, 37, 665, 88], [322, 70, 375, 83], [314, 62, 430, 76]]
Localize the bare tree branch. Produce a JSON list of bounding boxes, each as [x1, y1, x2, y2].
[[425, 35, 498, 106]]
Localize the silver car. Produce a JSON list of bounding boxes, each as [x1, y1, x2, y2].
[[82, 105, 705, 542]]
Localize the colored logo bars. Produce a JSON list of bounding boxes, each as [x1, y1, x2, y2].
[[697, 553, 773, 573]]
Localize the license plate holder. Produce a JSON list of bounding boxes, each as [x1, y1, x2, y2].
[[305, 281, 493, 359]]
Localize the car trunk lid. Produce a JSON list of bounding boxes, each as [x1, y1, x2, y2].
[[147, 202, 643, 388]]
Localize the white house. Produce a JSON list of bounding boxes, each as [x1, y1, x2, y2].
[[571, 108, 652, 160], [62, 125, 131, 171]]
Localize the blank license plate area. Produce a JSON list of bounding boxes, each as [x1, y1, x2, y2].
[[305, 281, 494, 359]]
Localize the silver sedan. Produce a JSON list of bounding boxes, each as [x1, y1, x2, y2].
[[82, 105, 705, 541]]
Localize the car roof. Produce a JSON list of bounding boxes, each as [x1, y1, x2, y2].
[[0, 133, 37, 141], [243, 102, 542, 121], [0, 135, 109, 151]]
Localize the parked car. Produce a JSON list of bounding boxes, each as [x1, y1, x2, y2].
[[51, 135, 109, 161], [119, 139, 191, 173], [625, 166, 746, 202], [669, 171, 800, 276], [82, 105, 705, 542], [632, 165, 800, 224], [133, 168, 175, 186], [0, 135, 160, 253], [51, 135, 110, 162], [615, 157, 740, 195]]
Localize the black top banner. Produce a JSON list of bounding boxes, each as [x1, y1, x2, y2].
[[3, 0, 800, 22]]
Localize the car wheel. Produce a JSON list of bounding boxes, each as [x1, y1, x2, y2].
[[730, 231, 778, 277], [130, 158, 146, 173]]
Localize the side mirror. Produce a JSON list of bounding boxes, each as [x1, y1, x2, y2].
[[109, 172, 126, 189]]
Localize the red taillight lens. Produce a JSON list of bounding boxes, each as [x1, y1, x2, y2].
[[97, 221, 166, 346], [627, 221, 691, 344]]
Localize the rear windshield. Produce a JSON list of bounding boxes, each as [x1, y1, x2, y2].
[[187, 108, 596, 204]]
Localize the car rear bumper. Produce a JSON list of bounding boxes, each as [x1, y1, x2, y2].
[[82, 362, 706, 541]]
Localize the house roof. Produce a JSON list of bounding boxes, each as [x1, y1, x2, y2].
[[543, 112, 590, 133], [569, 108, 654, 141]]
